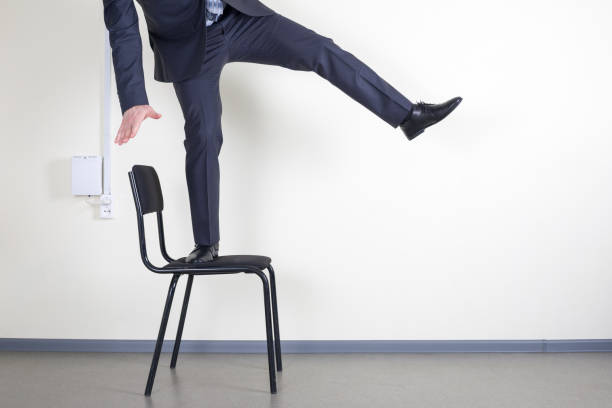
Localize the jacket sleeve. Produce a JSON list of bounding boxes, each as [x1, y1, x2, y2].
[[103, 0, 149, 115]]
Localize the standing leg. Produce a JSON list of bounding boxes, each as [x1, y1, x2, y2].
[[170, 274, 194, 369], [145, 274, 180, 396], [223, 9, 413, 128], [172, 23, 229, 246]]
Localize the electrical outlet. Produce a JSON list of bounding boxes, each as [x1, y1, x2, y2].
[[100, 194, 113, 219]]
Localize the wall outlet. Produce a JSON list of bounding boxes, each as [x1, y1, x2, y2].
[[100, 194, 113, 219]]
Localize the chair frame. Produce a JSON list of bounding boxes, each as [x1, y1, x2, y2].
[[128, 170, 282, 396]]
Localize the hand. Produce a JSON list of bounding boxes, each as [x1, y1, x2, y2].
[[114, 105, 162, 146]]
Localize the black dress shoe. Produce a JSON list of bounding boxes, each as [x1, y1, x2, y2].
[[185, 242, 219, 263], [400, 97, 463, 140]]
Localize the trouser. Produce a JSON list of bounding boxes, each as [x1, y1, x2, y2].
[[173, 5, 414, 246]]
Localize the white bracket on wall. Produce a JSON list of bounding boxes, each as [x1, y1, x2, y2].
[[100, 29, 113, 219], [73, 29, 113, 218]]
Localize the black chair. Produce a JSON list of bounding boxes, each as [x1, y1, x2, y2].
[[128, 165, 282, 396]]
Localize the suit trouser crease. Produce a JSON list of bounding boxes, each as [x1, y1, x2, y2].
[[173, 9, 413, 245]]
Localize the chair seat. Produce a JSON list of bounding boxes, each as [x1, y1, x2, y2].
[[163, 255, 271, 271]]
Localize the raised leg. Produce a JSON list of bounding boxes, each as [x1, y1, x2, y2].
[[253, 270, 277, 393], [267, 265, 282, 371], [225, 11, 413, 128], [170, 274, 194, 369], [144, 274, 180, 396]]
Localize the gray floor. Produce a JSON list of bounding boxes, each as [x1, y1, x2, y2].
[[1, 352, 611, 408]]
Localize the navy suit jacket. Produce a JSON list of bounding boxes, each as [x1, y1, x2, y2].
[[103, 0, 274, 114]]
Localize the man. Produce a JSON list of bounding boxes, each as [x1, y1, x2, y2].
[[103, 0, 462, 263]]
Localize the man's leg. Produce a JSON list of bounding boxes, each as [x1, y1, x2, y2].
[[172, 24, 228, 248], [222, 9, 413, 128]]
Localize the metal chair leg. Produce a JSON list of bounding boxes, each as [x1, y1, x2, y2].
[[267, 265, 282, 371], [145, 274, 179, 396], [170, 274, 194, 369], [254, 270, 277, 394]]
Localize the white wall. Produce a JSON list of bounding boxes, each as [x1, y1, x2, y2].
[[1, 0, 611, 341]]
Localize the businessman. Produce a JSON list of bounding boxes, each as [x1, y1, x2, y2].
[[103, 0, 462, 263]]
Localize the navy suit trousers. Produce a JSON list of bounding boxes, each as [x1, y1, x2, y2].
[[172, 6, 413, 245]]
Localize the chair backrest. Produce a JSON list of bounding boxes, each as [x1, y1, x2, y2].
[[130, 165, 164, 215], [128, 165, 174, 271]]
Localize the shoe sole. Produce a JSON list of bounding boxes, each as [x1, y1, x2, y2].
[[405, 98, 463, 141]]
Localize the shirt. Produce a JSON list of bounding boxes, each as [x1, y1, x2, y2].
[[205, 0, 226, 27]]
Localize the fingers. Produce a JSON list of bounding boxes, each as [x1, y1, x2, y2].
[[115, 122, 133, 145], [129, 121, 142, 141], [114, 122, 127, 145], [115, 113, 141, 146], [115, 122, 128, 145]]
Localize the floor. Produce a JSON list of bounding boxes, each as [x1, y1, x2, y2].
[[1, 352, 610, 408]]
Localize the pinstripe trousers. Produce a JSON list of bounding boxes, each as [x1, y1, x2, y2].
[[173, 5, 413, 245]]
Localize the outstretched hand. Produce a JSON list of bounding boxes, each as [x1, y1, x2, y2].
[[115, 105, 162, 146]]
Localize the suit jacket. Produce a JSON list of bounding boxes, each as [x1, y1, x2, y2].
[[102, 0, 275, 114]]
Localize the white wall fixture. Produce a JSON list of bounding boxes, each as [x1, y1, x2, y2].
[[100, 29, 113, 219], [72, 30, 114, 217], [71, 156, 103, 196]]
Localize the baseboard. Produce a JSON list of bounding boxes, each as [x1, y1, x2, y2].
[[1, 339, 611, 353]]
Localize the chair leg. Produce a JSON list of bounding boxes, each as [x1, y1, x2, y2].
[[254, 270, 277, 394], [267, 265, 282, 371], [170, 274, 194, 369], [144, 274, 180, 396]]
